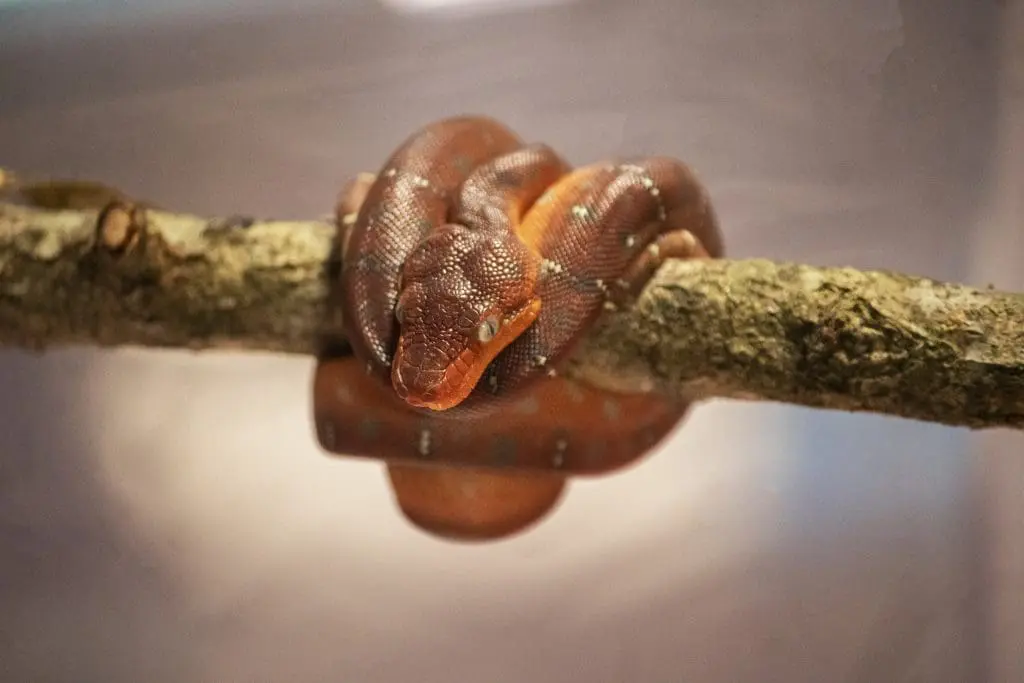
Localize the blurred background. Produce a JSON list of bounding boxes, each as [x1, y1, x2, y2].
[[0, 0, 1020, 681]]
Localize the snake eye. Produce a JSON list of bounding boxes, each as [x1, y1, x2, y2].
[[476, 315, 501, 343]]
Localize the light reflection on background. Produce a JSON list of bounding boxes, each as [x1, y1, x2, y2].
[[0, 0, 1021, 681], [379, 0, 577, 17]]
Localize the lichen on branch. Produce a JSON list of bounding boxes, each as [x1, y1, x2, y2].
[[568, 258, 1024, 429], [1, 176, 1021, 430], [0, 189, 337, 354]]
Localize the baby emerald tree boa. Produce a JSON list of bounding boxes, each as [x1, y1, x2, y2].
[[312, 115, 724, 541]]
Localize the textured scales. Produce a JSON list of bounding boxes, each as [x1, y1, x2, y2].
[[314, 116, 724, 540], [340, 115, 523, 376], [484, 158, 723, 399], [390, 143, 569, 410]]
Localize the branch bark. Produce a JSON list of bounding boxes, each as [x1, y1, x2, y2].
[[1, 177, 1021, 430]]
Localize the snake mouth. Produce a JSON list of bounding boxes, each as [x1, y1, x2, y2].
[[393, 298, 541, 411], [391, 344, 451, 411]]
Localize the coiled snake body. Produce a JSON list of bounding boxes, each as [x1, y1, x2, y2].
[[313, 116, 723, 540]]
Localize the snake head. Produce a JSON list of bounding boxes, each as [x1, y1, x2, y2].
[[392, 224, 542, 411]]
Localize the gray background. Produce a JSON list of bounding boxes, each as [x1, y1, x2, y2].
[[0, 0, 1021, 681]]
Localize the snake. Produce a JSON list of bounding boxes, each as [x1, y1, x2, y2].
[[312, 115, 723, 541]]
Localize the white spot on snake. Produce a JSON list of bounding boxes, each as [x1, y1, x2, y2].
[[534, 355, 548, 367], [647, 242, 661, 258], [649, 187, 660, 197], [571, 205, 590, 219], [384, 168, 397, 178], [418, 429, 432, 457], [603, 300, 618, 311], [595, 278, 607, 292], [554, 438, 568, 467], [624, 235, 636, 248], [342, 212, 357, 226], [546, 368, 558, 378], [541, 259, 565, 275], [412, 175, 430, 188], [488, 373, 499, 392], [640, 176, 654, 189]]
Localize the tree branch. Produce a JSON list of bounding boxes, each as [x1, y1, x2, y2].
[[1, 177, 1021, 430]]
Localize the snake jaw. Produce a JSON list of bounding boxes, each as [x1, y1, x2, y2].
[[393, 297, 541, 411]]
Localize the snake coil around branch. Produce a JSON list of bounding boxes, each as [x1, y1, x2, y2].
[[0, 175, 1020, 431]]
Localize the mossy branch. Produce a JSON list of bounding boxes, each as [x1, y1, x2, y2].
[[1, 173, 1021, 430]]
